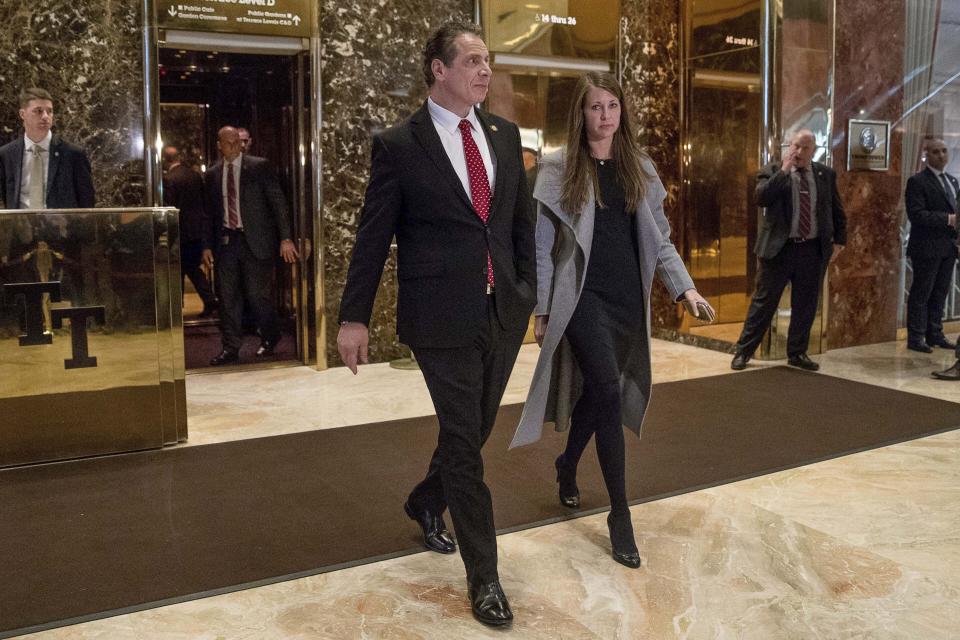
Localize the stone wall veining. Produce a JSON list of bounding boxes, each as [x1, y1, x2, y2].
[[320, 1, 475, 366], [0, 1, 146, 208], [621, 0, 684, 331], [827, 0, 905, 349]]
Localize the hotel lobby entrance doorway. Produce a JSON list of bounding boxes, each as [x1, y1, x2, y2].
[[157, 45, 315, 371]]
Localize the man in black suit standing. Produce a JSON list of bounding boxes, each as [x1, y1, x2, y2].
[[202, 126, 298, 365], [0, 87, 96, 308], [905, 138, 958, 353], [0, 87, 95, 211], [337, 21, 536, 627], [732, 129, 847, 371], [162, 145, 217, 317]]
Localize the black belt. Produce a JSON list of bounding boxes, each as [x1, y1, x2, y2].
[[789, 237, 815, 243], [222, 227, 244, 235]]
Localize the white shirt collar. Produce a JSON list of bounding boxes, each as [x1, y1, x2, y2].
[[427, 97, 480, 136], [24, 130, 52, 151], [929, 165, 947, 178], [225, 154, 242, 169]]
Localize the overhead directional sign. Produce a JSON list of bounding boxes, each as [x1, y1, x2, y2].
[[158, 1, 310, 37]]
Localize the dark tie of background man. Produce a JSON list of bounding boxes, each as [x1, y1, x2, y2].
[[940, 173, 957, 211], [798, 167, 812, 238]]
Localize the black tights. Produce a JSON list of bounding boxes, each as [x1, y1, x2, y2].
[[560, 291, 639, 521]]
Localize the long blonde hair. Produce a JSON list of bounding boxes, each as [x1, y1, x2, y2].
[[559, 72, 653, 215]]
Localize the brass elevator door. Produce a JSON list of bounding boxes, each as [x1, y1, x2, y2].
[[685, 78, 760, 326], [681, 0, 762, 344], [157, 48, 312, 370]]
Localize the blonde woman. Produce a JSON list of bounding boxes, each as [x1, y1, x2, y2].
[[511, 72, 713, 568]]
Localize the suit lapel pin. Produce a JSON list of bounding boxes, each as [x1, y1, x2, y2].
[[490, 125, 498, 132]]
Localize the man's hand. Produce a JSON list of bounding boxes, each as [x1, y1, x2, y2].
[[534, 315, 548, 347], [830, 244, 844, 262], [781, 150, 797, 173], [280, 239, 299, 263], [681, 289, 716, 322], [337, 321, 369, 374], [202, 249, 214, 270], [949, 213, 956, 228]]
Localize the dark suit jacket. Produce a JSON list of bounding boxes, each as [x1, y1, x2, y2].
[[339, 102, 537, 349], [203, 154, 291, 261], [163, 164, 208, 243], [905, 167, 959, 260], [754, 161, 847, 262], [0, 134, 95, 209]]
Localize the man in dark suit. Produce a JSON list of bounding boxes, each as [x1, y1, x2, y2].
[[905, 138, 958, 353], [162, 145, 217, 317], [337, 21, 536, 627], [202, 126, 298, 365], [0, 87, 95, 211], [0, 87, 96, 310], [732, 129, 847, 371]]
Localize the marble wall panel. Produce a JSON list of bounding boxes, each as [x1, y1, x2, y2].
[[827, 0, 905, 348], [0, 1, 146, 208], [621, 0, 684, 331], [320, 1, 474, 366]]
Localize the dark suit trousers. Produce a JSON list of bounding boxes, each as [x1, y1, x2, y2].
[[215, 230, 280, 352], [181, 240, 216, 309], [407, 294, 526, 586], [907, 254, 956, 344], [736, 240, 823, 358]]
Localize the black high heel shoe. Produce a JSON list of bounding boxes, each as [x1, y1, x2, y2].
[[554, 454, 580, 508], [607, 512, 641, 569]]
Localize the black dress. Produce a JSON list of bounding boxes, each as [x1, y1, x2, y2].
[[560, 159, 647, 530], [566, 158, 646, 378]]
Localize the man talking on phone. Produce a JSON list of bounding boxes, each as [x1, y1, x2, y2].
[[731, 129, 847, 371]]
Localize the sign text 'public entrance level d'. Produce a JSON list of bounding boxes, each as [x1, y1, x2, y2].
[[158, 0, 310, 38]]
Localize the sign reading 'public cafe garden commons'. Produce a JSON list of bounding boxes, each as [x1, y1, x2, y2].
[[158, 0, 311, 38]]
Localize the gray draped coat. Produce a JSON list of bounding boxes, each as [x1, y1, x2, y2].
[[509, 150, 695, 449]]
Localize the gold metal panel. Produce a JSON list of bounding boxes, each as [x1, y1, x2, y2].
[[681, 0, 762, 344], [482, 0, 620, 60], [0, 208, 183, 467]]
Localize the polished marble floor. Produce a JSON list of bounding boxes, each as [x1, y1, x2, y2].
[[21, 339, 960, 639]]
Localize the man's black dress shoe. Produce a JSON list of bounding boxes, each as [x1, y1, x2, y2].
[[731, 351, 750, 370], [198, 303, 218, 318], [255, 338, 278, 357], [554, 454, 580, 508], [209, 349, 239, 366], [468, 580, 513, 627], [403, 501, 456, 554], [787, 353, 819, 371], [932, 360, 960, 380], [907, 342, 934, 353], [928, 336, 957, 350]]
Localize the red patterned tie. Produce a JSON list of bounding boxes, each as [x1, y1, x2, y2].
[[458, 119, 494, 290], [797, 167, 812, 239], [227, 162, 240, 229]]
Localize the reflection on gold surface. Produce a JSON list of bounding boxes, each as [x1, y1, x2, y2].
[[483, 0, 620, 60], [680, 0, 761, 348], [486, 64, 582, 344], [0, 208, 186, 467]]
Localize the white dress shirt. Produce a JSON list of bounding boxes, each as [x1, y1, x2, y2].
[[221, 154, 243, 228], [20, 130, 52, 208], [427, 97, 496, 199]]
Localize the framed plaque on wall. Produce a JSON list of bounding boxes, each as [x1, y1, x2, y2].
[[847, 119, 890, 171]]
